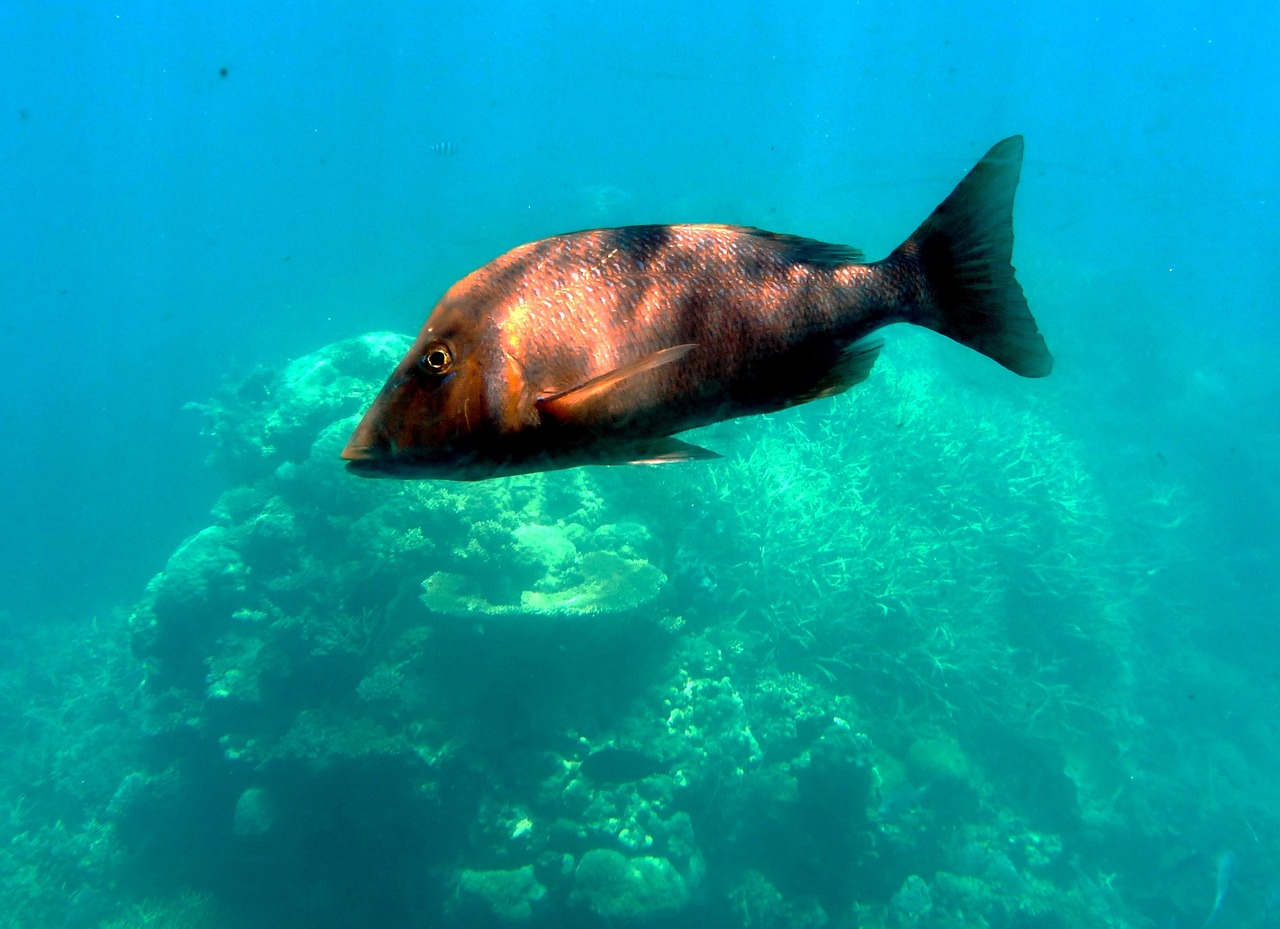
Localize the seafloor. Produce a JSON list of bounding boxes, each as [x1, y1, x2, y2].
[[0, 331, 1268, 929]]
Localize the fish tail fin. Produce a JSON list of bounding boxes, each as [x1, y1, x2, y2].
[[892, 135, 1053, 377]]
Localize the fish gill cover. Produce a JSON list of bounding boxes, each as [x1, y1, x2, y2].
[[0, 328, 1225, 929]]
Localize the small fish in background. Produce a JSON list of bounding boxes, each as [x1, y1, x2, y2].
[[1204, 848, 1236, 928], [872, 780, 931, 824], [578, 747, 664, 784], [344, 136, 1052, 481], [429, 141, 456, 156]]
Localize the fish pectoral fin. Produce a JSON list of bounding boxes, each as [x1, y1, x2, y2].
[[624, 437, 722, 466], [536, 343, 698, 423], [798, 338, 883, 403]]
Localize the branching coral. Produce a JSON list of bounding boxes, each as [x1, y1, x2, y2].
[[96, 329, 1200, 929], [674, 336, 1134, 761]]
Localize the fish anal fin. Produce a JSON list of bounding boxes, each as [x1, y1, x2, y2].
[[537, 343, 697, 423], [798, 338, 883, 403], [624, 437, 722, 466]]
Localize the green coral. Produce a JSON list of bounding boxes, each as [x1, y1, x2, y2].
[[423, 524, 666, 618], [674, 333, 1135, 776], [571, 848, 689, 919], [728, 870, 829, 929], [186, 331, 412, 483], [135, 526, 248, 635], [273, 709, 411, 763], [512, 522, 579, 580], [905, 737, 970, 785], [81, 328, 1205, 929], [521, 550, 665, 615], [455, 866, 546, 922], [99, 891, 220, 929]]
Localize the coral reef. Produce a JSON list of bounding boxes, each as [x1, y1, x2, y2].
[[1, 328, 1261, 929], [571, 848, 689, 919], [185, 331, 413, 484], [423, 523, 666, 618], [453, 865, 546, 922]]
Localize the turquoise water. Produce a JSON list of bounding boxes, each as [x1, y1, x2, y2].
[[1, 2, 1276, 927]]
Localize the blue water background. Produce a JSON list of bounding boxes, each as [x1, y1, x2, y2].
[[2, 2, 1278, 927], [2, 0, 1274, 621]]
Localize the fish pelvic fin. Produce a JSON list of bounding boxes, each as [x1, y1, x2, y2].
[[537, 343, 697, 422], [894, 135, 1053, 378]]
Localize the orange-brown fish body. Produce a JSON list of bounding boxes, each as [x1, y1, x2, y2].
[[343, 137, 1052, 481]]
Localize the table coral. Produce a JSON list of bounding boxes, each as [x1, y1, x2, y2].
[[423, 525, 666, 618]]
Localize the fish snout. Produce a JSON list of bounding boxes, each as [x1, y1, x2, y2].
[[339, 367, 474, 477], [341, 412, 392, 462], [340, 442, 378, 462]]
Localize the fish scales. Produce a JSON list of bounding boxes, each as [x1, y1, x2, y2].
[[343, 136, 1052, 480], [497, 226, 862, 407]]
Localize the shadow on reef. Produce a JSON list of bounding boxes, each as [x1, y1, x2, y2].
[[4, 330, 1275, 929]]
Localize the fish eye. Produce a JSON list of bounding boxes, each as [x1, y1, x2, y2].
[[418, 341, 453, 376]]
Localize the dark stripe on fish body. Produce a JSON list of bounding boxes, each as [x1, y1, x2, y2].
[[608, 225, 672, 268]]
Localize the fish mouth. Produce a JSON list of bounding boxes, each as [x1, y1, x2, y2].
[[343, 452, 443, 479], [342, 427, 476, 479], [340, 442, 381, 462], [345, 457, 418, 479], [340, 442, 401, 476], [341, 437, 417, 477]]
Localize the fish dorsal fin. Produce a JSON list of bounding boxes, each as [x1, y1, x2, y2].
[[726, 227, 866, 266], [537, 343, 697, 423]]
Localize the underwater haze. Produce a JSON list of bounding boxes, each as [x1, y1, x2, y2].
[[1, 2, 1277, 928]]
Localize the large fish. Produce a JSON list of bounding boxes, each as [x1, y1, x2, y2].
[[343, 136, 1051, 481]]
